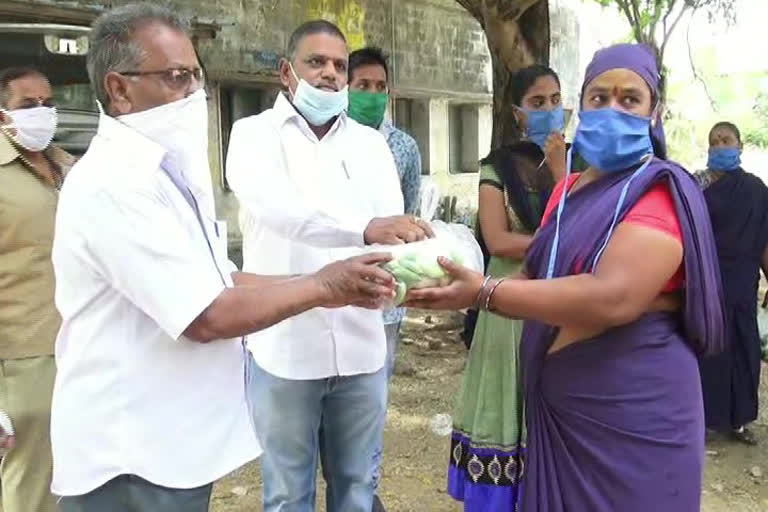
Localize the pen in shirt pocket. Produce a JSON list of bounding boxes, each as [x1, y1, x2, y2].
[[341, 160, 350, 180]]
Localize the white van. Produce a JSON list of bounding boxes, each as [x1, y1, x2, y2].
[[0, 23, 97, 156]]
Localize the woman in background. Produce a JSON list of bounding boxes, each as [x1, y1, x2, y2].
[[449, 65, 567, 511], [697, 121, 768, 445]]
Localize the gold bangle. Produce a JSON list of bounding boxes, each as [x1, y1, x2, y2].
[[484, 277, 508, 311]]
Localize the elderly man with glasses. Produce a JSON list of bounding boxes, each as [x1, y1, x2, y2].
[[51, 4, 397, 512]]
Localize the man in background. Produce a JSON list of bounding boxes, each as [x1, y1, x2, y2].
[[348, 46, 423, 512], [0, 66, 74, 512]]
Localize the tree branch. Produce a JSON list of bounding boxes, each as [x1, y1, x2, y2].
[[499, 0, 543, 21], [615, 0, 643, 42], [661, 0, 677, 34], [685, 15, 718, 112], [660, 1, 688, 62], [648, 0, 665, 43], [615, 0, 636, 25], [629, 0, 644, 30]]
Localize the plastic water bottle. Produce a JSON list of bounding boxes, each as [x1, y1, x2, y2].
[[430, 413, 453, 436]]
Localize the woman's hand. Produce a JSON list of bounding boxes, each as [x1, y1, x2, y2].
[[404, 257, 485, 310], [544, 133, 567, 181]]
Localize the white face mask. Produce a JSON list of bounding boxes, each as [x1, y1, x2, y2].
[[1, 106, 58, 152], [117, 89, 215, 216], [289, 64, 348, 126]]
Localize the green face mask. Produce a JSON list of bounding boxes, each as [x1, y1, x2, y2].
[[347, 90, 389, 128]]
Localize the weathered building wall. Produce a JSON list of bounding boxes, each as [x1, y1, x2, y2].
[[99, 0, 491, 98], [7, 0, 601, 247], [76, 0, 493, 238]]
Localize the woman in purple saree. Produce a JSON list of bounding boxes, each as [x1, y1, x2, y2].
[[407, 44, 725, 511]]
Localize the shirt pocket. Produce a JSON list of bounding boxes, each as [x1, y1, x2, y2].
[[212, 220, 228, 263], [199, 216, 231, 285]]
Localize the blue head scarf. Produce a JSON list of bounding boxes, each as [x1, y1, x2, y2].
[[581, 43, 667, 160]]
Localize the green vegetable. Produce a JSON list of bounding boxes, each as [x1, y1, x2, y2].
[[449, 250, 464, 266], [401, 252, 444, 279], [379, 241, 468, 304], [393, 281, 407, 306], [388, 265, 422, 287]]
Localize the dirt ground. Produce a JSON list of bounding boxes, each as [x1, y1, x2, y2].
[[211, 311, 768, 512]]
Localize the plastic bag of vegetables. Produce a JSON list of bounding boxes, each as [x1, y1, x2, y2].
[[370, 220, 484, 307]]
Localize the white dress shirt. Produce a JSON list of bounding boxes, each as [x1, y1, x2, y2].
[[227, 93, 404, 380], [50, 113, 261, 496]]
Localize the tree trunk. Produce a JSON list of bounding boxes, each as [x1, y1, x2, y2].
[[457, 0, 550, 148]]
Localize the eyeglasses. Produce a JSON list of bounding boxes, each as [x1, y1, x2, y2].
[[118, 67, 205, 91]]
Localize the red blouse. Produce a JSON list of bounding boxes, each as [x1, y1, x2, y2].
[[541, 174, 684, 292]]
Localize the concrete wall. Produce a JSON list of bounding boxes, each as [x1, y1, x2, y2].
[[99, 0, 494, 234], [93, 0, 492, 99], [10, 0, 599, 243]]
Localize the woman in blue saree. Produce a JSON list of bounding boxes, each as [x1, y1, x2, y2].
[[406, 43, 725, 511], [696, 121, 768, 445]]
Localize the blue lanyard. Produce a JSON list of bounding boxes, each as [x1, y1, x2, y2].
[[545, 153, 653, 279]]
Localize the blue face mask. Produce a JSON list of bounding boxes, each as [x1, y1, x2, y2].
[[707, 147, 741, 171], [573, 108, 654, 172], [289, 64, 348, 126], [525, 105, 565, 149]]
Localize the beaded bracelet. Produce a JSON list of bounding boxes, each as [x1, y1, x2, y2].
[[484, 277, 508, 311]]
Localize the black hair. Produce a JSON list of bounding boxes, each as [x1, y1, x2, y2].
[[0, 66, 46, 108], [710, 121, 741, 144], [475, 65, 561, 235], [287, 20, 346, 60], [480, 141, 552, 234], [348, 46, 389, 82], [510, 64, 560, 106]]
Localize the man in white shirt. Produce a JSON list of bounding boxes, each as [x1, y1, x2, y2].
[[227, 19, 432, 512], [52, 6, 396, 512]]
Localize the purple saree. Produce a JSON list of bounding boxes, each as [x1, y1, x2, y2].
[[519, 159, 725, 512]]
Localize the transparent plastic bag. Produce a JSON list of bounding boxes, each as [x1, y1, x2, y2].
[[419, 179, 440, 221], [370, 220, 484, 308], [759, 292, 768, 362]]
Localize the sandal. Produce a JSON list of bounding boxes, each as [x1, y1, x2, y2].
[[731, 427, 758, 446]]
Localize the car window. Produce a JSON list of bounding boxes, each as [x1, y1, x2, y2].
[[52, 84, 98, 157], [53, 83, 97, 112]]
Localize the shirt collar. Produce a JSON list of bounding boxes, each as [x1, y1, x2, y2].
[[94, 112, 167, 173], [47, 145, 76, 175], [272, 92, 347, 139], [379, 119, 395, 139], [0, 129, 20, 166], [0, 128, 75, 173]]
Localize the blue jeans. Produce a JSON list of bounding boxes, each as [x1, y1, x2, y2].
[[57, 475, 212, 512], [371, 322, 401, 493], [248, 360, 388, 512]]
